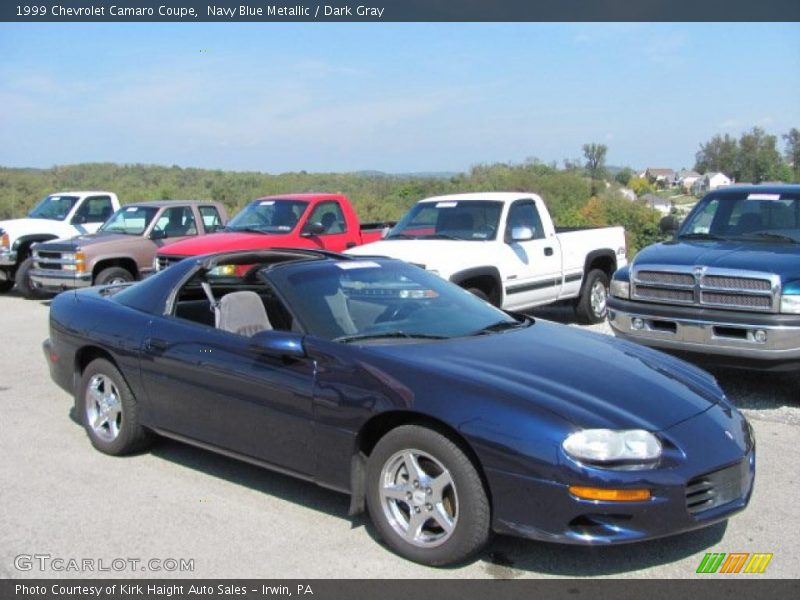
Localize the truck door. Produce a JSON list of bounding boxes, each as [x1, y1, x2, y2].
[[300, 200, 352, 252], [499, 198, 563, 310]]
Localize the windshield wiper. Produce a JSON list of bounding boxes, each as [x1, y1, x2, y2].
[[227, 227, 272, 235], [469, 318, 529, 336], [385, 233, 416, 240], [677, 232, 727, 241], [744, 232, 799, 244], [334, 330, 449, 343]]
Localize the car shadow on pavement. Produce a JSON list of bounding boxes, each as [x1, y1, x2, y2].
[[528, 304, 579, 325], [478, 522, 726, 577], [710, 368, 800, 411], [142, 430, 728, 576]]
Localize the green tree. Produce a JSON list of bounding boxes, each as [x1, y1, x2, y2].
[[614, 167, 634, 186], [736, 127, 783, 183], [783, 128, 800, 182], [582, 143, 607, 196], [694, 133, 738, 176]]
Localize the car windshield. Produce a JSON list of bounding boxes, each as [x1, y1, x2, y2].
[[27, 195, 80, 220], [226, 199, 309, 234], [99, 206, 160, 235], [678, 191, 800, 243], [267, 259, 523, 342], [387, 200, 503, 241]]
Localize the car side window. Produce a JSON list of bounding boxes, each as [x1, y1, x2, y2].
[[307, 201, 347, 234], [505, 200, 545, 241], [73, 196, 114, 224], [152, 207, 198, 238], [199, 206, 223, 232]]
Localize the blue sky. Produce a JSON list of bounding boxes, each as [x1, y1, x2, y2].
[[0, 22, 798, 173]]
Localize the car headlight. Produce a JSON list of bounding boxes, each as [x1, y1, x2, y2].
[[780, 294, 800, 314], [0, 230, 8, 249], [563, 429, 662, 466]]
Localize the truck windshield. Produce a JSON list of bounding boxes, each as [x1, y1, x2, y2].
[[387, 200, 503, 241], [27, 195, 80, 221], [226, 199, 309, 234], [679, 191, 800, 243], [99, 206, 160, 235]]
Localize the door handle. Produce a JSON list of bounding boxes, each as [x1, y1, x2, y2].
[[144, 338, 169, 352], [544, 247, 554, 256]]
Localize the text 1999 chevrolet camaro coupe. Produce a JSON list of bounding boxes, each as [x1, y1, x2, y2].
[[43, 249, 755, 565]]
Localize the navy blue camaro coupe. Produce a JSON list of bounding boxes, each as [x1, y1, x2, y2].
[[43, 249, 755, 566]]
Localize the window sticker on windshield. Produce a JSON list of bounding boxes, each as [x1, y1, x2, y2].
[[747, 193, 781, 201], [125, 207, 138, 212], [336, 261, 381, 270], [259, 200, 275, 206], [435, 201, 458, 208], [277, 225, 291, 231]]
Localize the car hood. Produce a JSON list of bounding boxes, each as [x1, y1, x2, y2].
[[348, 239, 492, 272], [367, 320, 723, 431], [158, 231, 295, 256], [38, 232, 134, 251], [636, 240, 800, 282]]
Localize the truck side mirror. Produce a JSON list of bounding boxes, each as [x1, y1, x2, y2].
[[510, 226, 534, 242], [150, 229, 167, 240], [72, 214, 87, 225], [302, 222, 325, 236], [659, 216, 679, 234]]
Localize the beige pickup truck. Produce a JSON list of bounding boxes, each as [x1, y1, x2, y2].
[[27, 200, 227, 297]]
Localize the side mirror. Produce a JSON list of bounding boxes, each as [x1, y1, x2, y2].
[[72, 214, 87, 225], [150, 229, 167, 240], [249, 330, 306, 359], [659, 216, 679, 234], [302, 222, 325, 236], [381, 226, 391, 239], [510, 226, 534, 242]]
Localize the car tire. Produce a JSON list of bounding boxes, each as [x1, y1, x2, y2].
[[15, 257, 46, 299], [466, 287, 490, 303], [78, 358, 153, 456], [94, 266, 134, 286], [365, 425, 491, 566], [575, 269, 609, 324]]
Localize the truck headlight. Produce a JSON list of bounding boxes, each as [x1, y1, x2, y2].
[[61, 250, 86, 273], [563, 429, 662, 466], [610, 279, 630, 299], [780, 294, 800, 314], [0, 231, 8, 249]]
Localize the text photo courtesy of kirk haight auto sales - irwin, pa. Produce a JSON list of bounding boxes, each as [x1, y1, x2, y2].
[[0, 2, 799, 599]]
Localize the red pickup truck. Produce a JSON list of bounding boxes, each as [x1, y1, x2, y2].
[[155, 193, 389, 270]]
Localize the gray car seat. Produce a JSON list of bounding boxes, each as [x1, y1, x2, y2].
[[217, 291, 273, 337]]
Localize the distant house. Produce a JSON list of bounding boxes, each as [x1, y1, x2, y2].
[[692, 172, 732, 196], [644, 168, 676, 187], [675, 169, 701, 192], [642, 194, 673, 215], [618, 187, 636, 201]]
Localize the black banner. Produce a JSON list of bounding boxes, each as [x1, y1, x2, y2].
[[2, 0, 800, 22], [2, 580, 799, 600]]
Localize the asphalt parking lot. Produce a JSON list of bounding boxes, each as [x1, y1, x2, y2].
[[1, 292, 797, 579]]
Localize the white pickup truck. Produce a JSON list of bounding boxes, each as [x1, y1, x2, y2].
[[0, 191, 120, 294], [347, 192, 628, 323]]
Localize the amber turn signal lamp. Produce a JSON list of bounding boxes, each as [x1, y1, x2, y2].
[[568, 486, 651, 502]]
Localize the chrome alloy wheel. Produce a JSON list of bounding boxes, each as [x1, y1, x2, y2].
[[85, 374, 122, 442], [590, 279, 608, 318], [379, 449, 459, 548]]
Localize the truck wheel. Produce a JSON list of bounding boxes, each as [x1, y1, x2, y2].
[[95, 267, 134, 286], [575, 269, 609, 324], [15, 257, 46, 299], [466, 287, 490, 303]]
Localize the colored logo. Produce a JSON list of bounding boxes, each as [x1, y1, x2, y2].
[[696, 552, 773, 574]]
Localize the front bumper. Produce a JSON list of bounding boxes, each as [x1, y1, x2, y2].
[[607, 297, 800, 370], [487, 404, 755, 545], [30, 268, 92, 292]]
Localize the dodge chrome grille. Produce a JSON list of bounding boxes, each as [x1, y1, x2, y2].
[[632, 266, 778, 312]]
